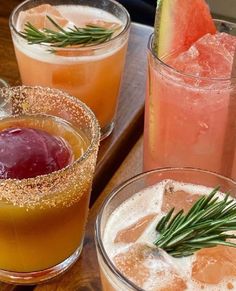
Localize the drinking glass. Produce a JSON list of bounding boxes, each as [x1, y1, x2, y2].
[[143, 19, 236, 179], [95, 168, 236, 290], [0, 86, 100, 284], [0, 79, 8, 87], [9, 0, 130, 140]]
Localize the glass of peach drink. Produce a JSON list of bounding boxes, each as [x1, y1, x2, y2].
[[0, 86, 100, 284], [95, 168, 236, 290], [9, 0, 130, 140]]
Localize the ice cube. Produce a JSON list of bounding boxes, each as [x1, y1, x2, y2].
[[161, 188, 201, 214], [17, 4, 69, 31], [114, 214, 157, 244], [192, 245, 236, 284], [114, 243, 187, 290], [168, 32, 236, 78]]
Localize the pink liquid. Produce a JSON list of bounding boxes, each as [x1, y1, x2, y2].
[[144, 31, 236, 180]]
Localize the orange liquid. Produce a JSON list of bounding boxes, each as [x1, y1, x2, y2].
[[0, 115, 90, 272], [13, 5, 129, 130]]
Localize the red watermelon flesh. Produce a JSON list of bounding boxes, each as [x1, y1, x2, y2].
[[155, 0, 216, 58]]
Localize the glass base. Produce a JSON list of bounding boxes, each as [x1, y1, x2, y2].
[[0, 245, 83, 285], [101, 121, 114, 140]]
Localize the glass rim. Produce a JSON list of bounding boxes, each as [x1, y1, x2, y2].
[[0, 79, 8, 88], [95, 167, 236, 290], [0, 85, 100, 183], [9, 0, 131, 52], [148, 18, 236, 82]]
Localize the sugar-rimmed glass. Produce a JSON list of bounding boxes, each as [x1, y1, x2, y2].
[[0, 86, 100, 284]]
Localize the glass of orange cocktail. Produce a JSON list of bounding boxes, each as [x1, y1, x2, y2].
[[95, 168, 236, 290], [9, 0, 130, 140], [0, 86, 100, 284]]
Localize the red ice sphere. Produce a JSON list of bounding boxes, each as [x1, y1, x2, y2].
[[0, 127, 72, 179]]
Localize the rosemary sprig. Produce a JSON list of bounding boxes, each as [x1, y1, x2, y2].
[[20, 15, 116, 47], [154, 187, 236, 258]]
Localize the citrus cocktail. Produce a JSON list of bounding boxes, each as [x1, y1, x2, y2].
[[10, 0, 130, 139], [0, 86, 100, 284]]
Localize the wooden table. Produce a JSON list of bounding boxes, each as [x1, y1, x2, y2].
[[0, 1, 152, 290]]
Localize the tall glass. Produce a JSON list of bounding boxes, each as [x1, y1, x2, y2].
[[0, 86, 100, 284], [9, 0, 130, 140], [143, 19, 236, 179], [95, 168, 236, 290]]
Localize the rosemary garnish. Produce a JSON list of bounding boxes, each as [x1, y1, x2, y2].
[[20, 15, 116, 47], [154, 187, 236, 258]]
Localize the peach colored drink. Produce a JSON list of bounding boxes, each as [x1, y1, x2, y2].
[[144, 21, 236, 179], [10, 1, 130, 139], [96, 169, 236, 290]]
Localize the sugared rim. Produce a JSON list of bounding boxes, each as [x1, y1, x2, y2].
[[0, 85, 100, 183], [149, 19, 236, 82], [95, 167, 236, 290], [9, 0, 131, 52]]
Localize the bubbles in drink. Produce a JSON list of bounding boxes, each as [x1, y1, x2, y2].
[[15, 4, 123, 63], [103, 180, 236, 290], [114, 243, 187, 290]]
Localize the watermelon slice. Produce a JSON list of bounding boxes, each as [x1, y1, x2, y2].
[[154, 0, 217, 58]]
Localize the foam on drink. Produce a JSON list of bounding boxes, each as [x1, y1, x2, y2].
[[103, 180, 236, 290], [15, 5, 124, 64]]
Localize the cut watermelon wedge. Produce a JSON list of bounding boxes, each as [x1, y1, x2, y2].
[[154, 0, 217, 58]]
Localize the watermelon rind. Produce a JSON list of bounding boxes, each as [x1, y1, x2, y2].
[[153, 0, 216, 59]]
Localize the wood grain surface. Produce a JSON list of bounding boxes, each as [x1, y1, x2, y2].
[[92, 23, 153, 203]]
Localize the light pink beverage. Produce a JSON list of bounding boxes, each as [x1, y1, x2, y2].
[[95, 169, 236, 290], [144, 21, 236, 180]]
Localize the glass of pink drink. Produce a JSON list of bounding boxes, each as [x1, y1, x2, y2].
[[10, 0, 130, 140], [144, 19, 236, 179], [95, 168, 236, 290]]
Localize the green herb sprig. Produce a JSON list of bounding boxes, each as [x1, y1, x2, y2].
[[20, 15, 116, 47], [154, 187, 236, 258]]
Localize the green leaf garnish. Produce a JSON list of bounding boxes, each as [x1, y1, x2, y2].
[[20, 15, 117, 49], [154, 187, 236, 258]]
